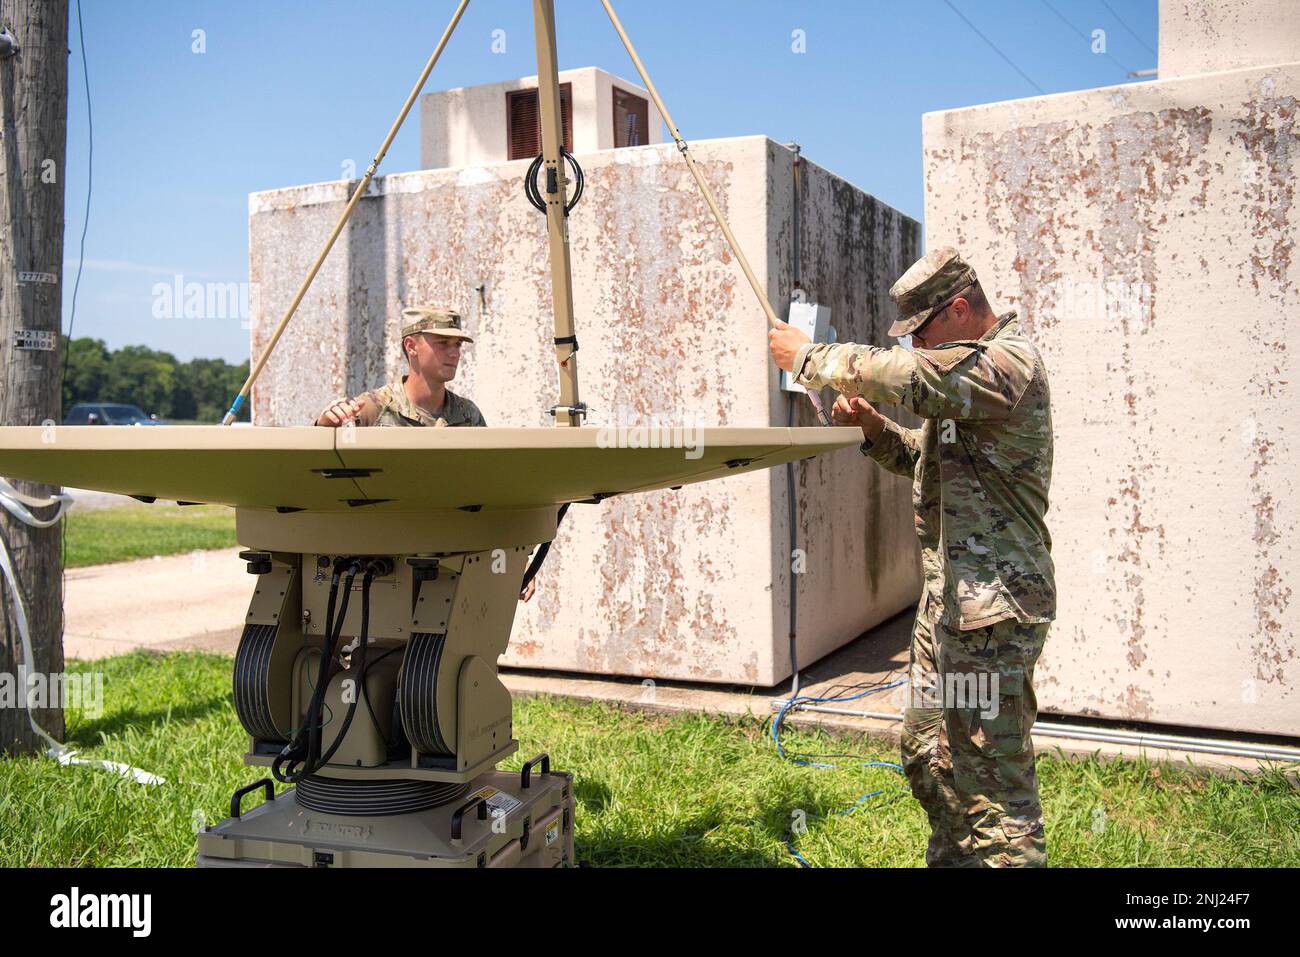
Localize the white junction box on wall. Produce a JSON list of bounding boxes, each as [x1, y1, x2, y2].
[[780, 301, 834, 395]]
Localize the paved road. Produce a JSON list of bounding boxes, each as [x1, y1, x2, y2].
[[64, 487, 169, 511], [64, 547, 249, 659]]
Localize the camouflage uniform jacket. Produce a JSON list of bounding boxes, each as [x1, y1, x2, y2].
[[337, 375, 487, 428], [793, 312, 1055, 631]]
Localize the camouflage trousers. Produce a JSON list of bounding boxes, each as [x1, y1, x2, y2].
[[900, 599, 1049, 867]]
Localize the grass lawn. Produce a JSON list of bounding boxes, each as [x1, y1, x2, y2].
[[0, 651, 1295, 867], [64, 504, 237, 568]]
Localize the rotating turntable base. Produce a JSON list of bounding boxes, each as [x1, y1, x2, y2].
[[197, 766, 574, 868]]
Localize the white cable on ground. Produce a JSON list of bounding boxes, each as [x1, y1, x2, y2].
[[0, 479, 163, 785]]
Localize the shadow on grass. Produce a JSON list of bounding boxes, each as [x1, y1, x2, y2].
[[574, 779, 833, 868], [573, 777, 612, 813], [65, 697, 233, 747]]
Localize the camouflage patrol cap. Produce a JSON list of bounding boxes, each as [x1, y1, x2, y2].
[[887, 247, 978, 337], [400, 306, 473, 343]]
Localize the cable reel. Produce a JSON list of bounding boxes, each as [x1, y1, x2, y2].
[[524, 149, 584, 216]]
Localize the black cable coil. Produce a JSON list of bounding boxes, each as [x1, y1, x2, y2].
[[400, 631, 452, 756], [233, 623, 284, 743], [524, 149, 584, 215], [295, 775, 469, 816]]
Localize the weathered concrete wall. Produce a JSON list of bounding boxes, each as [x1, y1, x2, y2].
[[248, 135, 921, 685], [1160, 0, 1300, 78], [923, 60, 1299, 735], [419, 67, 664, 170], [766, 145, 924, 679]]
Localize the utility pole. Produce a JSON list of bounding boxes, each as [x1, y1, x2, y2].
[[0, 0, 69, 755]]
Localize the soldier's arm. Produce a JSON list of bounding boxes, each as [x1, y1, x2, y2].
[[862, 419, 922, 477], [793, 340, 1035, 421]]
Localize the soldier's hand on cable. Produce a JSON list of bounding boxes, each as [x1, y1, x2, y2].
[[519, 579, 537, 603], [316, 398, 365, 427], [832, 394, 887, 442], [768, 320, 810, 373]]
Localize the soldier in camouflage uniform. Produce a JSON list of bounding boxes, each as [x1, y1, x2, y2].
[[315, 306, 487, 429], [314, 306, 548, 602], [768, 247, 1055, 867]]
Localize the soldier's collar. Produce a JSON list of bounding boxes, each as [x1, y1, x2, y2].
[[982, 311, 1018, 341], [928, 311, 1018, 351], [395, 374, 451, 423]]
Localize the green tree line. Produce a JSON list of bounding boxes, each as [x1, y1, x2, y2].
[[61, 337, 251, 423]]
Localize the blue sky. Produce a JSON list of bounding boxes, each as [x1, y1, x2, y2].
[[60, 0, 1159, 363]]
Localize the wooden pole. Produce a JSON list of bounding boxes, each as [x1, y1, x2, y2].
[[0, 0, 69, 754]]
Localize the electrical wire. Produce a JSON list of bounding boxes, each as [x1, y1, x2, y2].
[[1039, 0, 1136, 78], [57, 0, 93, 672], [940, 0, 1046, 94], [360, 644, 403, 753], [521, 503, 569, 592], [1099, 0, 1157, 57], [316, 565, 378, 768], [524, 149, 584, 216], [771, 674, 909, 866], [0, 480, 161, 784], [303, 562, 357, 769], [771, 676, 907, 766], [274, 558, 357, 784], [61, 0, 92, 370]]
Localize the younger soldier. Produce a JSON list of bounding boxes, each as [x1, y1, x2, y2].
[[768, 248, 1056, 867], [314, 306, 547, 601], [316, 306, 486, 429]]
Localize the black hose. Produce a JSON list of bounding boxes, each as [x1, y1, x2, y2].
[[305, 562, 358, 770], [521, 503, 570, 591], [317, 565, 378, 768], [360, 645, 404, 752], [273, 562, 340, 783], [273, 557, 358, 784]]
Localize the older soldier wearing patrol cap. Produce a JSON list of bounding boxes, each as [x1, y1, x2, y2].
[[316, 306, 487, 429], [769, 247, 1056, 868]]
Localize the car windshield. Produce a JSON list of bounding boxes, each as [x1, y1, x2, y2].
[[102, 405, 151, 423]]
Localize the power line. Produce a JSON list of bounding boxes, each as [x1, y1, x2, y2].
[[62, 0, 92, 378], [60, 0, 93, 660], [1099, 0, 1158, 57], [1040, 0, 1137, 77], [940, 0, 1045, 95]]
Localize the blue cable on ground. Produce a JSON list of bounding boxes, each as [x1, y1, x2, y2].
[[771, 678, 909, 866]]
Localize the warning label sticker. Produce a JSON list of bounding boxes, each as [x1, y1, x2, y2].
[[473, 786, 522, 819], [545, 819, 560, 846]]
